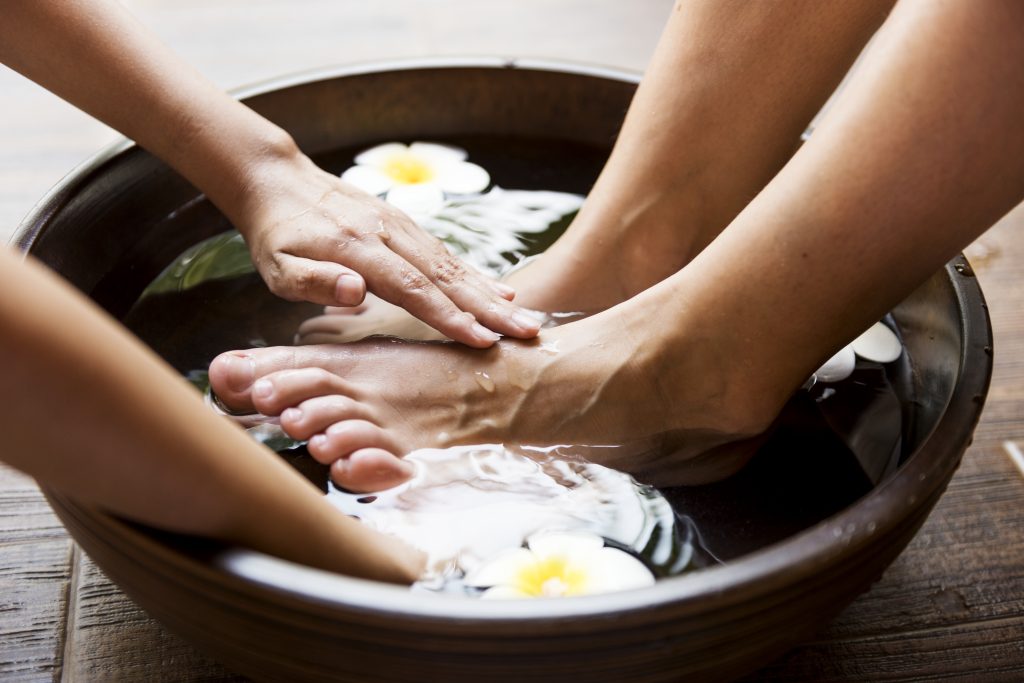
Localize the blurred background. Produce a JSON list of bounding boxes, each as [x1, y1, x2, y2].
[[0, 0, 673, 244]]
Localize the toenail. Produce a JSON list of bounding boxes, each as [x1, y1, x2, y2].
[[253, 379, 273, 399], [282, 408, 303, 422], [222, 354, 255, 392]]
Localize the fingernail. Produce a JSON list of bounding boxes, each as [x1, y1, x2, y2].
[[335, 273, 366, 306], [512, 311, 542, 332], [493, 281, 516, 298], [472, 322, 501, 343], [310, 434, 327, 450], [282, 408, 303, 422], [222, 354, 255, 392], [253, 378, 274, 399]]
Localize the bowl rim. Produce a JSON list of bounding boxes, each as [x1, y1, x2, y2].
[[24, 58, 994, 624]]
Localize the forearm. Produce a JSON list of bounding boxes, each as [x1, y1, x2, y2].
[[0, 0, 296, 227], [582, 0, 893, 260], [0, 248, 423, 583], [679, 0, 1024, 397]]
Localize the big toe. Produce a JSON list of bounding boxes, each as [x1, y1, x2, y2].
[[208, 352, 257, 412], [209, 345, 357, 412]]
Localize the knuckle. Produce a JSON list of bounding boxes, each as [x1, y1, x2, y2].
[[304, 368, 340, 394], [429, 256, 463, 287], [291, 266, 324, 296]]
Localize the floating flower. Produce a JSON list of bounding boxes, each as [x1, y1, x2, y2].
[[464, 531, 655, 599], [340, 141, 490, 216], [812, 321, 903, 384]]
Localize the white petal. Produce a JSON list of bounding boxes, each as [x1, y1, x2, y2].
[[354, 142, 410, 167], [410, 141, 468, 164], [582, 548, 656, 593], [527, 530, 604, 559], [815, 345, 856, 383], [851, 322, 902, 363], [385, 184, 446, 216], [463, 548, 535, 588], [340, 165, 394, 196], [479, 585, 532, 600], [434, 161, 491, 195]]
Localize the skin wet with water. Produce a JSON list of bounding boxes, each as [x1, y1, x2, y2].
[[123, 135, 911, 579]]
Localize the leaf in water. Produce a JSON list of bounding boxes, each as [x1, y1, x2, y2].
[[142, 231, 255, 296]]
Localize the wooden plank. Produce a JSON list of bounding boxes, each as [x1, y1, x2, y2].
[[0, 538, 71, 681], [61, 549, 241, 682]]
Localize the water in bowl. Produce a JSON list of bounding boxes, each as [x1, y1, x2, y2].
[[123, 136, 910, 583]]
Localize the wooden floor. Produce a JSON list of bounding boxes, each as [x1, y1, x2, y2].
[[1, 2, 1022, 680]]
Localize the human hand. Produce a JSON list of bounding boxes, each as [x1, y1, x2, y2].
[[229, 153, 542, 348]]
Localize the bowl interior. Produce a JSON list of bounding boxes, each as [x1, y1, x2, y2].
[[17, 61, 993, 678]]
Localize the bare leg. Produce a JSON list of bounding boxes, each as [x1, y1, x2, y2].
[[0, 249, 423, 583], [212, 0, 1024, 492], [298, 0, 895, 345]]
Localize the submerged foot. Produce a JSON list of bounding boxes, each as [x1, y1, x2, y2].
[[293, 203, 694, 345], [295, 295, 443, 345], [211, 296, 782, 493]]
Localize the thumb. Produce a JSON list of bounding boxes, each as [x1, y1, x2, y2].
[[264, 254, 367, 307]]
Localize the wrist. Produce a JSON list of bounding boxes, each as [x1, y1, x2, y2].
[[191, 119, 308, 231]]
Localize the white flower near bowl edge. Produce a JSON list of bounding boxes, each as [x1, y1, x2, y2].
[[812, 321, 903, 384], [340, 141, 490, 216], [464, 531, 655, 599]]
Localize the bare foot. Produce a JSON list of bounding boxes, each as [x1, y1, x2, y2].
[[210, 295, 783, 493], [295, 295, 442, 345], [293, 205, 694, 345]]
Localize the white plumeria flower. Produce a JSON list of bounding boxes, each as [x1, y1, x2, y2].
[[464, 531, 655, 599], [340, 141, 490, 216], [811, 321, 903, 384]]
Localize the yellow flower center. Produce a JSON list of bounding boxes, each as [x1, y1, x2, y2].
[[514, 556, 588, 597], [383, 153, 436, 185]]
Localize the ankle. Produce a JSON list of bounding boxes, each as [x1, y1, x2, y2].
[[624, 290, 787, 441]]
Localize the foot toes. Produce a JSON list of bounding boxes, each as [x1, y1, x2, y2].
[[209, 345, 361, 412], [280, 395, 370, 442], [250, 367, 353, 416], [308, 419, 403, 463], [330, 448, 414, 493]]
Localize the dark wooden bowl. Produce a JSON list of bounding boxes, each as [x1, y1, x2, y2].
[[15, 60, 993, 682]]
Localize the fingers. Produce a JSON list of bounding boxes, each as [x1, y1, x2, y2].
[[355, 244, 544, 348], [261, 254, 367, 307], [389, 233, 541, 339]]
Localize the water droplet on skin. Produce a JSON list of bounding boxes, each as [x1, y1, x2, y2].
[[474, 371, 496, 393], [539, 340, 560, 355], [375, 220, 391, 243], [504, 358, 532, 391]]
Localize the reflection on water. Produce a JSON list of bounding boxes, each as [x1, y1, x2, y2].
[[124, 136, 911, 577], [329, 445, 710, 594]]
